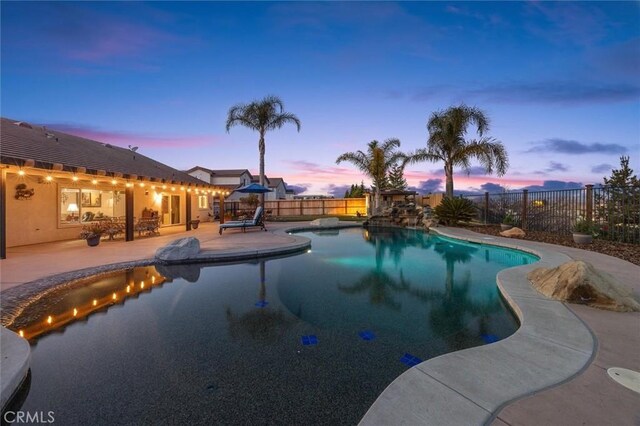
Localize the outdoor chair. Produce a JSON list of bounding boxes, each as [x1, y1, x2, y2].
[[219, 206, 267, 235]]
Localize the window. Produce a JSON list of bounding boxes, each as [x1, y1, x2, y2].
[[60, 187, 125, 225], [198, 195, 209, 209]]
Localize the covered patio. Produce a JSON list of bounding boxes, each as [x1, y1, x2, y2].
[[0, 118, 234, 259]]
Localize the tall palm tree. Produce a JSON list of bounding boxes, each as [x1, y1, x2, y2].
[[408, 104, 508, 198], [336, 139, 405, 213], [226, 95, 301, 205]]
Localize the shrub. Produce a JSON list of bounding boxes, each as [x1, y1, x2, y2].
[[502, 212, 515, 225], [573, 218, 596, 236], [80, 222, 105, 239], [434, 197, 477, 225]]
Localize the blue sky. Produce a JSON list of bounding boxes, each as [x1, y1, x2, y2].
[[2, 1, 639, 196]]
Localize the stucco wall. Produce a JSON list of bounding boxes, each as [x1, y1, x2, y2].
[[211, 176, 241, 185], [6, 173, 79, 247], [188, 169, 211, 183]]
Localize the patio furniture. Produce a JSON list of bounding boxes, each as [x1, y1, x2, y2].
[[135, 217, 160, 236], [219, 206, 267, 235], [103, 217, 126, 240]]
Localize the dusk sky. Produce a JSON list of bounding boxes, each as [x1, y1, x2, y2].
[[2, 1, 639, 196]]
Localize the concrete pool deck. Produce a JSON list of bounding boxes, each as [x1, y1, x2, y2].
[[1, 222, 638, 424]]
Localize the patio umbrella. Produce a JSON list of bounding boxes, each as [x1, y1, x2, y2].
[[234, 183, 272, 193]]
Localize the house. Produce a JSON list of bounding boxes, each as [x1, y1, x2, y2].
[[0, 118, 224, 258], [294, 195, 335, 200], [186, 167, 253, 204], [187, 166, 289, 201], [264, 177, 287, 200]]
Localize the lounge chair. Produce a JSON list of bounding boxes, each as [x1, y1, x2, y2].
[[219, 206, 267, 235]]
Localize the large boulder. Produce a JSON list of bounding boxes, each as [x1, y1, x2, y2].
[[155, 237, 200, 263], [500, 227, 526, 238], [528, 260, 640, 312]]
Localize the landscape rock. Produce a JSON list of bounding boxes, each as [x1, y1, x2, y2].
[[423, 218, 438, 229], [310, 217, 339, 227], [528, 260, 640, 312], [155, 237, 200, 263], [500, 227, 526, 238]]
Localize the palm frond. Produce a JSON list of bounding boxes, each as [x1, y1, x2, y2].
[[268, 112, 301, 131], [406, 148, 442, 165], [335, 151, 370, 174]]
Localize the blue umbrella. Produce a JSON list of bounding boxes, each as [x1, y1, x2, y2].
[[234, 183, 272, 193]]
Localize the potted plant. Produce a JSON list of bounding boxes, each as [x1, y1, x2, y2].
[[501, 212, 515, 231], [190, 216, 201, 229], [572, 218, 596, 244], [80, 222, 105, 246]]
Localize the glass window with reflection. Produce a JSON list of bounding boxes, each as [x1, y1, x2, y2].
[[60, 188, 126, 225], [198, 195, 208, 209]]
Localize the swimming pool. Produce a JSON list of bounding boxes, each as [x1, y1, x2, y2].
[[11, 228, 537, 424]]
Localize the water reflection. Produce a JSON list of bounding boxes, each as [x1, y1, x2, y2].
[[337, 229, 510, 349], [226, 261, 295, 342], [11, 266, 168, 341]]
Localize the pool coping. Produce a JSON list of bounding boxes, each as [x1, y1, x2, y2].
[[0, 327, 31, 411], [359, 227, 596, 426]]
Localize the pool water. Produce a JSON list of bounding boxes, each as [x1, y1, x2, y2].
[[14, 228, 537, 425]]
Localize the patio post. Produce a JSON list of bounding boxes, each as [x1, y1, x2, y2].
[[186, 193, 192, 231], [125, 186, 134, 241], [219, 192, 224, 224], [1, 168, 6, 259]]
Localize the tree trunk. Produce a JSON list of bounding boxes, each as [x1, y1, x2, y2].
[[375, 189, 381, 214], [259, 130, 266, 207], [445, 163, 454, 198]]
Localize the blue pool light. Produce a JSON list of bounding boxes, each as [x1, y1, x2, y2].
[[358, 330, 376, 341], [301, 335, 318, 346], [255, 301, 269, 308], [482, 334, 500, 343], [400, 353, 422, 367]]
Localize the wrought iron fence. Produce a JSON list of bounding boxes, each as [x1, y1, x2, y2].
[[464, 185, 640, 244]]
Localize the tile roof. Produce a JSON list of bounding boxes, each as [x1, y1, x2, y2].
[[0, 118, 209, 186]]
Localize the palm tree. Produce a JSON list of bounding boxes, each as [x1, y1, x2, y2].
[[408, 104, 508, 198], [226, 95, 301, 205], [336, 139, 405, 213]]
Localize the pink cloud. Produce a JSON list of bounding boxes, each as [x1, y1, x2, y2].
[[45, 123, 217, 149]]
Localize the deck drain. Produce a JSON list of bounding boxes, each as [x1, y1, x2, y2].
[[607, 368, 640, 394]]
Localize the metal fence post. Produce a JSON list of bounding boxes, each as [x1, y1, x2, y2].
[[585, 184, 594, 223], [484, 192, 489, 225], [522, 189, 528, 230]]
